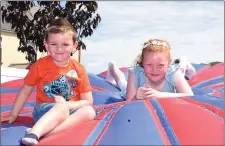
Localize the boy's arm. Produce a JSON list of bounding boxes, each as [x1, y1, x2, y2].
[[1, 84, 33, 123], [65, 65, 93, 110], [11, 84, 34, 115], [66, 91, 93, 110]]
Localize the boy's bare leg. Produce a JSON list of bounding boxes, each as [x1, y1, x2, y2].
[[46, 105, 95, 136], [21, 103, 70, 145], [29, 103, 69, 138]]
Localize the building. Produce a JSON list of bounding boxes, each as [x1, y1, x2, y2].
[[1, 2, 80, 69]]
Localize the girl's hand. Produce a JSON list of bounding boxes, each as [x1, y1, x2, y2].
[[136, 87, 146, 100], [1, 113, 17, 123], [144, 87, 163, 98]]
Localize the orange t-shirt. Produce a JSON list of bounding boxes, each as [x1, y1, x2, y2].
[[24, 56, 92, 104]]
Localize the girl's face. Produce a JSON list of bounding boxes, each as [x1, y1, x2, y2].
[[142, 51, 170, 82], [44, 32, 77, 67]]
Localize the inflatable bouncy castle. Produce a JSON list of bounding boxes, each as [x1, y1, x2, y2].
[[1, 63, 224, 145]]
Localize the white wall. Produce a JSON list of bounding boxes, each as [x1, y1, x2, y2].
[[1, 32, 80, 67]]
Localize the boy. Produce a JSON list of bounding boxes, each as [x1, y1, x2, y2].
[[1, 18, 96, 145]]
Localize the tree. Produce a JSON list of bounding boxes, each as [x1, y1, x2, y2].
[[1, 1, 101, 63]]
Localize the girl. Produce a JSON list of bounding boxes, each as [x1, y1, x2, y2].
[[106, 39, 194, 100]]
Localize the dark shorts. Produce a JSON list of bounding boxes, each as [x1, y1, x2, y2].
[[32, 102, 78, 123]]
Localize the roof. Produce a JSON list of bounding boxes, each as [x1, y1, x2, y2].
[[8, 63, 31, 69]]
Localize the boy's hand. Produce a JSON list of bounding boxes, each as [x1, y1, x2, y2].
[[1, 114, 17, 123], [54, 96, 67, 104]]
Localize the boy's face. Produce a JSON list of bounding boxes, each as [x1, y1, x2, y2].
[[44, 32, 78, 66]]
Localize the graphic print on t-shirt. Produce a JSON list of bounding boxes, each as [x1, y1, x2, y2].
[[43, 70, 78, 101]]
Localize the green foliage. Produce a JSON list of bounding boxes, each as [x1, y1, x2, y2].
[[1, 1, 101, 63]]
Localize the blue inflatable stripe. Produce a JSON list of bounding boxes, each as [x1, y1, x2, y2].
[[216, 87, 224, 94], [92, 91, 125, 106], [187, 95, 224, 110], [192, 88, 214, 95], [1, 125, 32, 145], [150, 98, 180, 145], [193, 76, 224, 89], [20, 111, 33, 115], [98, 101, 164, 145], [1, 101, 36, 112], [88, 73, 120, 92], [96, 74, 106, 79], [83, 107, 118, 145], [2, 124, 32, 128], [192, 63, 206, 72], [0, 88, 36, 93], [192, 88, 224, 98]]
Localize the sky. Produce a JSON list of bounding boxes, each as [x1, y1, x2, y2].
[[79, 1, 224, 74]]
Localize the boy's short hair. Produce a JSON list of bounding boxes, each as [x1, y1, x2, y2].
[[45, 17, 77, 42]]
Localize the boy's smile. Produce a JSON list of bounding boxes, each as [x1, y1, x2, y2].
[[44, 32, 78, 67]]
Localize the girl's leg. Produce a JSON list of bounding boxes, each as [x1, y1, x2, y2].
[[176, 57, 196, 80], [46, 105, 95, 136], [21, 102, 69, 145], [108, 62, 125, 83], [109, 62, 128, 91], [106, 62, 117, 86], [106, 62, 127, 99], [106, 62, 127, 87], [185, 63, 196, 80]]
